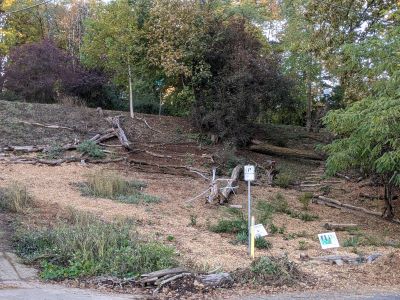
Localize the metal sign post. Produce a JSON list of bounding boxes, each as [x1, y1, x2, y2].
[[244, 165, 255, 255]]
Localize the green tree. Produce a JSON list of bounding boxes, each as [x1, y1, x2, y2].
[[82, 0, 148, 117], [323, 11, 400, 219]]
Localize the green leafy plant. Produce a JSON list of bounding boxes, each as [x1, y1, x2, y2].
[[77, 140, 105, 159], [298, 192, 313, 210], [298, 240, 308, 250], [167, 235, 175, 242], [189, 214, 198, 226], [255, 237, 272, 249]]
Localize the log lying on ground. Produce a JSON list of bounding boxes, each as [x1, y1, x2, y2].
[[314, 195, 400, 224], [323, 223, 358, 231], [2, 145, 47, 153], [195, 273, 233, 287], [249, 142, 323, 161], [307, 254, 382, 265]]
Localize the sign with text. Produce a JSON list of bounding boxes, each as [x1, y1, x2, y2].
[[253, 224, 268, 238], [244, 165, 255, 181], [318, 232, 340, 249]]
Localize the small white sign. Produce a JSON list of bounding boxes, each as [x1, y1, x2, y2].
[[318, 232, 340, 249], [253, 224, 268, 238], [244, 165, 255, 181]]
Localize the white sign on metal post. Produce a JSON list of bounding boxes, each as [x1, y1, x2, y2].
[[318, 232, 340, 249], [244, 165, 255, 255], [244, 165, 255, 182], [253, 224, 268, 238]]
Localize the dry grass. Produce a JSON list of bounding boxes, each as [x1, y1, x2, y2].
[[0, 182, 33, 213]]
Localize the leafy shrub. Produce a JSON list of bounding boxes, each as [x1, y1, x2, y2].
[[255, 237, 272, 249], [273, 173, 294, 188], [298, 192, 313, 210], [14, 212, 176, 280], [77, 141, 105, 159], [0, 183, 33, 213], [210, 219, 247, 234], [43, 144, 64, 159]]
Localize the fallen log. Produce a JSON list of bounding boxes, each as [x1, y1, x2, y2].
[[2, 145, 46, 153], [314, 196, 400, 224], [311, 253, 382, 265], [249, 143, 323, 161], [195, 273, 233, 287], [323, 223, 358, 231]]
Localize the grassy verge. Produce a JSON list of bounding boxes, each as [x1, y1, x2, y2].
[[77, 171, 160, 204], [13, 211, 176, 280]]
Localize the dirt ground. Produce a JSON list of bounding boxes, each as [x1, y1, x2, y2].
[[2, 100, 400, 298], [2, 162, 400, 296]]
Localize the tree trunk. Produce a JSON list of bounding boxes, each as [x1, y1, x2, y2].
[[306, 78, 312, 132], [128, 64, 134, 119], [383, 182, 394, 219]]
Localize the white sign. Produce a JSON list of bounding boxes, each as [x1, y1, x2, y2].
[[318, 232, 340, 249], [244, 165, 255, 181], [253, 224, 268, 238]]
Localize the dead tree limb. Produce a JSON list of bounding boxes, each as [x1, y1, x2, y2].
[[106, 116, 132, 150], [220, 165, 242, 203], [17, 121, 74, 131], [323, 223, 358, 231]]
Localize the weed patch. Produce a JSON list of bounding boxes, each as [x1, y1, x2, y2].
[[13, 212, 176, 280]]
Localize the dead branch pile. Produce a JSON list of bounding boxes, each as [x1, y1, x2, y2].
[[138, 268, 233, 296]]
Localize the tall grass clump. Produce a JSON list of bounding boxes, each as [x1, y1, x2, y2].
[[14, 211, 176, 280], [78, 172, 159, 204], [0, 182, 33, 213]]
